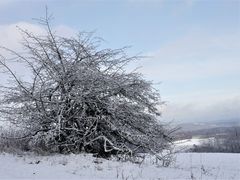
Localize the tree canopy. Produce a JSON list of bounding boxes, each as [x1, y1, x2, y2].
[[0, 13, 173, 160]]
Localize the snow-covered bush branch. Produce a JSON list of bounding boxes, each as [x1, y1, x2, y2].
[[0, 13, 174, 160]]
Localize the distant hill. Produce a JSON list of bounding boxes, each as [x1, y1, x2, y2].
[[177, 119, 240, 132], [174, 119, 240, 140]]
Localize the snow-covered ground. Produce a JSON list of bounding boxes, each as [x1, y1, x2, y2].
[[0, 152, 239, 180]]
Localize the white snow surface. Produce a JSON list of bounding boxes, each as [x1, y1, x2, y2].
[[0, 152, 239, 180]]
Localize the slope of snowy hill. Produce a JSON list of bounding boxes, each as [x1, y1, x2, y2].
[[0, 152, 239, 180]]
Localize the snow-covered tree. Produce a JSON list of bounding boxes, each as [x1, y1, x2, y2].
[[0, 13, 173, 159]]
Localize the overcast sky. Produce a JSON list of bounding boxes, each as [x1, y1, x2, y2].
[[0, 0, 239, 123]]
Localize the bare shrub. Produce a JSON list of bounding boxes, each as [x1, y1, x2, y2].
[[0, 11, 174, 161], [0, 128, 30, 153]]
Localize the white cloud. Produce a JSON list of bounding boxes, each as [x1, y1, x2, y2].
[[0, 22, 45, 55], [138, 32, 240, 82], [0, 21, 76, 85], [0, 22, 77, 55], [161, 94, 240, 123], [138, 32, 240, 123]]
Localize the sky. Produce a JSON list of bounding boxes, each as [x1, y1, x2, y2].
[[0, 0, 239, 124]]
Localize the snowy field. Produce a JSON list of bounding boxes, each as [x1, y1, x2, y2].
[[174, 137, 215, 151], [0, 152, 239, 180]]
